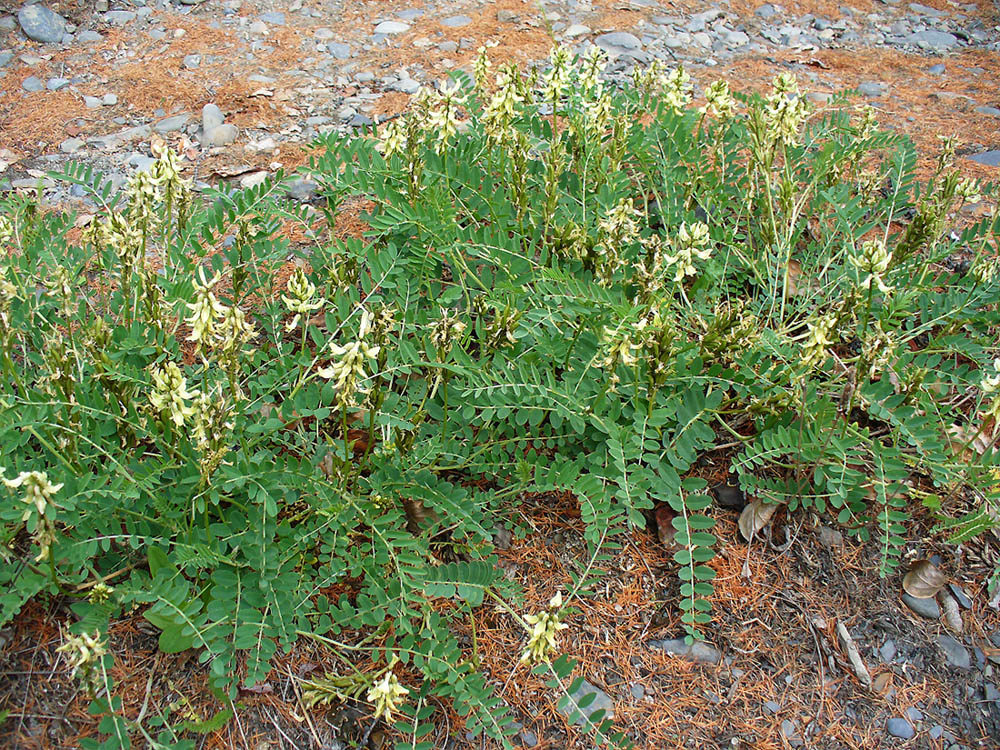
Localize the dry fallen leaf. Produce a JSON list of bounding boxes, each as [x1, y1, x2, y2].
[[654, 505, 678, 551], [938, 591, 964, 634], [739, 499, 778, 541], [902, 559, 947, 599]]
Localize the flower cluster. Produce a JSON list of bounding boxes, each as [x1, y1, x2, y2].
[[764, 73, 810, 148], [981, 358, 1000, 419], [542, 44, 573, 103], [483, 64, 525, 141], [318, 309, 381, 408], [2, 469, 63, 561], [282, 267, 325, 330], [429, 309, 466, 358], [664, 221, 712, 282], [801, 313, 837, 370], [186, 268, 227, 351], [366, 663, 410, 722], [57, 630, 108, 693], [701, 79, 735, 119], [521, 592, 569, 664], [378, 117, 409, 161], [848, 239, 893, 294], [419, 80, 467, 151], [149, 361, 198, 427]]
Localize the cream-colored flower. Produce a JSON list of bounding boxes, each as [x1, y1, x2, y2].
[[378, 118, 409, 160], [149, 361, 198, 427], [701, 80, 735, 119], [848, 239, 893, 294], [57, 630, 107, 682], [282, 267, 324, 330], [318, 309, 380, 406], [2, 469, 63, 520], [521, 592, 569, 664], [186, 268, 226, 349], [801, 313, 837, 369], [366, 668, 409, 722], [664, 221, 712, 282]]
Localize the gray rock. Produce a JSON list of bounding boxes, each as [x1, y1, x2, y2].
[[202, 103, 225, 133], [519, 730, 538, 747], [355, 71, 375, 83], [906, 706, 923, 722], [781, 719, 798, 740], [84, 95, 102, 108], [102, 93, 117, 106], [755, 4, 784, 19], [154, 114, 191, 134], [259, 12, 285, 25], [328, 42, 351, 59], [938, 634, 971, 668], [497, 9, 518, 23], [595, 32, 643, 52], [887, 718, 915, 739], [105, 11, 136, 25], [373, 21, 409, 35], [391, 78, 420, 94], [648, 638, 722, 665], [858, 80, 890, 97], [880, 640, 897, 662], [561, 679, 614, 725], [76, 30, 101, 44], [59, 137, 84, 153], [396, 9, 424, 21], [929, 725, 945, 740], [909, 2, 947, 16], [441, 15, 472, 28], [985, 683, 999, 703], [183, 54, 201, 69], [905, 29, 959, 50], [205, 124, 238, 146], [764, 700, 781, 714], [974, 106, 1000, 117], [22, 76, 44, 92], [903, 592, 940, 619], [18, 5, 67, 44], [438, 40, 458, 53], [629, 683, 644, 700], [46, 77, 70, 91], [948, 584, 973, 609], [928, 63, 946, 74], [726, 30, 750, 46], [128, 154, 157, 172], [967, 151, 1000, 167], [350, 113, 373, 127], [0, 52, 13, 68], [564, 24, 590, 38]]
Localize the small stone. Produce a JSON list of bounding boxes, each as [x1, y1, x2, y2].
[[781, 719, 798, 740], [497, 10, 518, 23], [102, 93, 117, 106], [154, 114, 191, 134], [328, 42, 351, 59], [908, 2, 947, 16], [726, 30, 750, 46], [349, 113, 372, 127], [648, 638, 722, 665], [95, 0, 109, 10], [259, 12, 285, 25], [0, 52, 13, 68], [929, 725, 945, 740], [880, 640, 897, 662], [906, 707, 923, 722], [18, 5, 67, 44], [492, 525, 512, 551], [205, 124, 238, 146], [902, 592, 940, 619], [967, 151, 1000, 167], [764, 700, 781, 714], [947, 584, 973, 608], [756, 4, 784, 19], [105, 10, 136, 25], [59, 137, 84, 153], [905, 29, 959, 50], [239, 171, 268, 189], [84, 95, 102, 108], [985, 683, 1000, 703], [46, 77, 70, 91], [202, 103, 225, 133], [441, 15, 473, 28], [561, 680, 614, 725], [974, 106, 1000, 117], [711, 482, 745, 510], [564, 24, 590, 38], [392, 78, 420, 94], [285, 178, 318, 203], [887, 718, 915, 739], [519, 730, 538, 747], [438, 40, 459, 53], [629, 683, 644, 700], [22, 76, 44, 92], [77, 30, 102, 44], [817, 525, 843, 549], [396, 9, 423, 21], [928, 63, 946, 74], [857, 81, 886, 98], [183, 54, 201, 69], [938, 634, 971, 668], [595, 31, 643, 52], [249, 21, 268, 36], [374, 21, 410, 35]]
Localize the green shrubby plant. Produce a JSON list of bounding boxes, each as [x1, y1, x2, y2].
[[1, 43, 998, 748]]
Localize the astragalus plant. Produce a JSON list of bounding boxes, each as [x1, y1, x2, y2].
[[0, 44, 997, 748]]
